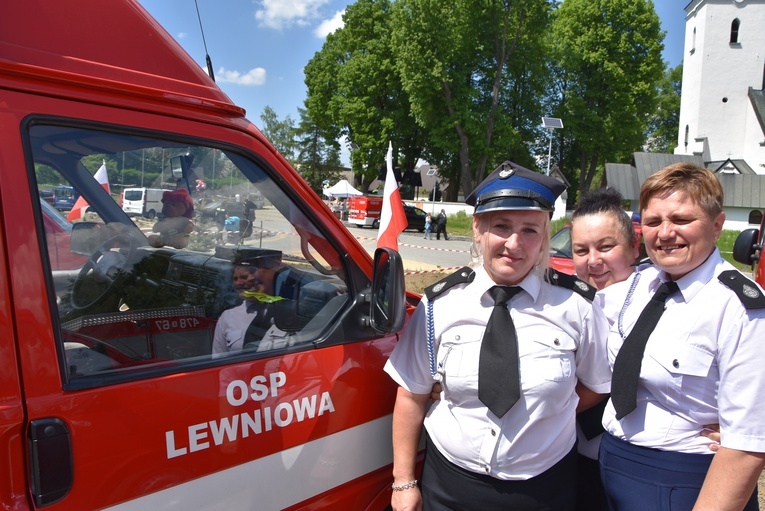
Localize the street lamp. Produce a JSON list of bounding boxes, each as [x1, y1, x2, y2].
[[542, 117, 563, 176]]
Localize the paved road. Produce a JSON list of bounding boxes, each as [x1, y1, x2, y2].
[[343, 224, 472, 275]]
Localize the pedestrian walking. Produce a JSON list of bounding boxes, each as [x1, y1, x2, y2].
[[435, 208, 449, 240]]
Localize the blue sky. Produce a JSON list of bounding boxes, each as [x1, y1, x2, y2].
[[139, 0, 686, 160]]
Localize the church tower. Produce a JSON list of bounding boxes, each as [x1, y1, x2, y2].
[[675, 0, 765, 173]]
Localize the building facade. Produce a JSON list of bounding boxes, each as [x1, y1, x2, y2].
[[675, 0, 765, 173]]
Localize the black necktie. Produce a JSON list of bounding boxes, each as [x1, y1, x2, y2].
[[611, 281, 679, 420], [479, 285, 523, 418]]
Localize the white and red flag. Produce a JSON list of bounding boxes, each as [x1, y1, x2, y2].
[[376, 142, 407, 251], [67, 160, 111, 222]]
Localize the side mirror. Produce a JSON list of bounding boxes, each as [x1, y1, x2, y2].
[[733, 228, 761, 266], [369, 248, 406, 334]]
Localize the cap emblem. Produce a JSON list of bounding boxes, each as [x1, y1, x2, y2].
[[433, 282, 446, 293], [498, 168, 515, 179], [575, 281, 590, 292]]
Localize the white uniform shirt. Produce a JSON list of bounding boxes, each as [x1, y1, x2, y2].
[[212, 301, 257, 357], [599, 250, 765, 454], [385, 266, 610, 480]]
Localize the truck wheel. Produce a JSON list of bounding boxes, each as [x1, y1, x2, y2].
[[373, 219, 380, 229], [146, 209, 156, 220]]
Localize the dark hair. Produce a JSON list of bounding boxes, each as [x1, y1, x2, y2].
[[572, 188, 636, 248]]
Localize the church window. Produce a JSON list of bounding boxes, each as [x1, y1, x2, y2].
[[730, 19, 740, 44]]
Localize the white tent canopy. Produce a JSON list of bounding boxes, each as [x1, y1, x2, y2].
[[323, 179, 362, 198]]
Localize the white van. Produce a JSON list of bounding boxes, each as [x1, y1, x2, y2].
[[122, 187, 165, 218]]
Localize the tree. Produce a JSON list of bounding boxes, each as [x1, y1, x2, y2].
[[391, 0, 552, 199], [645, 63, 682, 153], [259, 106, 298, 165], [550, 0, 665, 192], [304, 0, 426, 189], [295, 106, 342, 194]]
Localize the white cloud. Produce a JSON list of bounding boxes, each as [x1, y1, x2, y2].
[[177, 32, 188, 40], [254, 0, 330, 30], [216, 67, 267, 86], [314, 10, 344, 38]]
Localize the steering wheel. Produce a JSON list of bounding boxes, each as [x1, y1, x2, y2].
[[70, 234, 137, 311]]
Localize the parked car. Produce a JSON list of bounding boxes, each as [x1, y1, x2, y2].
[[39, 199, 88, 270], [404, 204, 428, 232], [733, 210, 765, 288], [39, 188, 55, 205]]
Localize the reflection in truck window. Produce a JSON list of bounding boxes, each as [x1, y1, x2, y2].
[[28, 124, 350, 386]]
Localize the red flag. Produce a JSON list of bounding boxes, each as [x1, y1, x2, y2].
[[377, 142, 407, 251], [67, 161, 111, 221]]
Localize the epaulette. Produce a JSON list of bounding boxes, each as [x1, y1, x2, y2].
[[718, 270, 765, 309], [545, 268, 596, 302], [425, 267, 475, 301]]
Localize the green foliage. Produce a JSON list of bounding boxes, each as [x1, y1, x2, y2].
[[295, 107, 343, 194], [260, 106, 298, 165], [718, 229, 746, 271], [304, 0, 426, 187], [645, 64, 682, 153], [391, 0, 552, 198], [550, 0, 665, 194]]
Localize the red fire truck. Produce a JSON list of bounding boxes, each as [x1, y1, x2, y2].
[[0, 2, 413, 510], [347, 195, 383, 228]]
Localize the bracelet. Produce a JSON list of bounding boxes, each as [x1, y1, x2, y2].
[[391, 480, 418, 492]]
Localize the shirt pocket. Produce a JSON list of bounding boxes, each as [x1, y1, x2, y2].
[[648, 343, 715, 409], [650, 344, 714, 378], [523, 335, 576, 383], [224, 328, 245, 348], [436, 327, 482, 401]]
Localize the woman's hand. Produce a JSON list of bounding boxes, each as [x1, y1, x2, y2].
[[701, 424, 721, 452], [430, 382, 442, 401], [391, 485, 422, 511]]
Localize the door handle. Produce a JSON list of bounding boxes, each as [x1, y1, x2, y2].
[[28, 418, 73, 507]]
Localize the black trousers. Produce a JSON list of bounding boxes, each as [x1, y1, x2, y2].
[[421, 434, 577, 510]]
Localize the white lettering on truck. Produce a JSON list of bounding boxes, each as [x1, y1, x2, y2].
[[165, 371, 336, 459]]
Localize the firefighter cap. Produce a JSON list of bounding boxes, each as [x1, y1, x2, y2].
[[465, 161, 566, 214]]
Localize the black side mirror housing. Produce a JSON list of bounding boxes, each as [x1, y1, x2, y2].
[[369, 248, 406, 334]]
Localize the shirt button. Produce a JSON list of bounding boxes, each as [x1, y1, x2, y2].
[[491, 429, 496, 436], [454, 335, 460, 341], [484, 466, 491, 473], [673, 359, 680, 368], [553, 339, 560, 346]]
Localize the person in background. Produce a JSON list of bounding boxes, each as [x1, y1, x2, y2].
[[211, 250, 271, 357], [424, 213, 432, 240], [569, 188, 640, 511], [597, 163, 765, 510], [385, 162, 609, 511], [435, 208, 449, 240]]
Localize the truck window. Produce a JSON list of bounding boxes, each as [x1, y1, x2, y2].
[[28, 123, 352, 388]]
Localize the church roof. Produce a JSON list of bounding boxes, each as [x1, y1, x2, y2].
[[605, 152, 765, 208], [749, 87, 765, 140]]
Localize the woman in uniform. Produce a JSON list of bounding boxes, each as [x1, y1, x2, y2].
[[598, 163, 765, 510], [385, 162, 611, 511], [569, 187, 641, 510]]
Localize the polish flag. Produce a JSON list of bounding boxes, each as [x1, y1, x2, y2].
[[376, 142, 407, 251], [67, 160, 111, 222]]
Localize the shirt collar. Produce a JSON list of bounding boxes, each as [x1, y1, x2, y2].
[[472, 265, 542, 304], [656, 248, 723, 303]]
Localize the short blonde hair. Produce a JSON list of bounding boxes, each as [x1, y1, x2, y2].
[[640, 163, 723, 219]]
